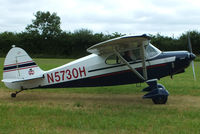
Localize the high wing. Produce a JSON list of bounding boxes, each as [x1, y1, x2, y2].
[[87, 34, 151, 55], [87, 34, 151, 81]]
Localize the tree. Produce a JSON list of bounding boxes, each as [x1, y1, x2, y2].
[[71, 29, 94, 56], [25, 11, 62, 38], [179, 31, 200, 55], [0, 32, 20, 56]]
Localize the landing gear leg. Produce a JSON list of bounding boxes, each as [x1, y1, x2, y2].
[[143, 80, 169, 104], [11, 87, 26, 98]]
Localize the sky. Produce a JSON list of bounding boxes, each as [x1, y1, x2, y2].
[[0, 0, 200, 37]]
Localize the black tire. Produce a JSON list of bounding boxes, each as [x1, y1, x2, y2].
[[11, 93, 16, 98], [152, 95, 168, 104]]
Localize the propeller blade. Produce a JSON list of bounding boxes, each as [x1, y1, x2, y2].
[[191, 61, 196, 81], [188, 33, 196, 81], [188, 33, 192, 53]]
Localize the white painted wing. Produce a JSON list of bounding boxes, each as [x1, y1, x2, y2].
[[87, 34, 151, 55]]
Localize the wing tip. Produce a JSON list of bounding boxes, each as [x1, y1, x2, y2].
[[122, 34, 151, 40]]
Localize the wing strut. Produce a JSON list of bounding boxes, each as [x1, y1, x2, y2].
[[113, 48, 145, 81], [140, 41, 148, 80]]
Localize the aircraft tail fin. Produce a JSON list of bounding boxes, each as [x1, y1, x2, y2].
[[2, 46, 44, 89]]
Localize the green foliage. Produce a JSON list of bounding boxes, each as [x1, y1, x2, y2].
[[150, 31, 200, 54], [0, 32, 20, 57], [179, 31, 200, 54], [1, 29, 200, 58], [0, 29, 121, 58], [26, 11, 62, 38]]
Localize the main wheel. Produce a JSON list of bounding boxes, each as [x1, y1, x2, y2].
[[152, 95, 168, 104], [157, 84, 165, 89], [11, 93, 16, 98]]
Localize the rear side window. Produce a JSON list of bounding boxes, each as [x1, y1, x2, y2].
[[106, 55, 121, 65]]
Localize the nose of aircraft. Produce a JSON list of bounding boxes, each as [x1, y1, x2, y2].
[[190, 53, 196, 61]]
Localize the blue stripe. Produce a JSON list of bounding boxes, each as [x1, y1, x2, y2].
[[4, 62, 36, 71]]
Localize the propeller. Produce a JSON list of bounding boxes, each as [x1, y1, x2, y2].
[[187, 33, 196, 80]]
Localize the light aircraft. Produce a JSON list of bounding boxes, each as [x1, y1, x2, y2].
[[1, 34, 196, 104]]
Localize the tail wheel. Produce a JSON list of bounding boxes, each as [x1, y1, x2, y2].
[[152, 95, 168, 104], [11, 93, 16, 98]]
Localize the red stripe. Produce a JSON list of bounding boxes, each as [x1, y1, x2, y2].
[[147, 63, 166, 69], [3, 65, 38, 73], [4, 60, 34, 67], [4, 63, 17, 67]]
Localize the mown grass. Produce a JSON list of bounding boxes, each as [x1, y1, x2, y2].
[[0, 58, 200, 134]]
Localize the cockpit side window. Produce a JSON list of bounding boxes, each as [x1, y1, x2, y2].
[[131, 48, 141, 61], [122, 48, 141, 62], [106, 48, 141, 65], [105, 44, 160, 64]]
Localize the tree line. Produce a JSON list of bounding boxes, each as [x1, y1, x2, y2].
[[0, 29, 124, 58], [0, 11, 199, 58]]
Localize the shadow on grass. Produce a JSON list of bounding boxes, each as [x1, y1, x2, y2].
[[1, 90, 152, 106]]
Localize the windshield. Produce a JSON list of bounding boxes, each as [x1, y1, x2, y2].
[[145, 44, 161, 59]]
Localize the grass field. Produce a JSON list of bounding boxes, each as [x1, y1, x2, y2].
[[0, 58, 200, 134]]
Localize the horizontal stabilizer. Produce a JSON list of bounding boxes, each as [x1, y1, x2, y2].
[[2, 74, 44, 83]]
